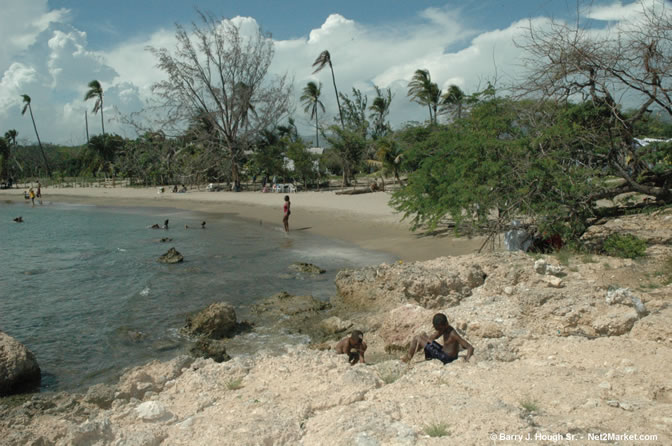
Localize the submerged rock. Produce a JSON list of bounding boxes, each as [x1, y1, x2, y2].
[[0, 331, 41, 396], [183, 302, 238, 339], [158, 247, 183, 264], [252, 291, 329, 317], [289, 262, 326, 274]]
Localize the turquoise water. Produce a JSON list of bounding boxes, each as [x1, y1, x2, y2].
[[0, 200, 394, 392]]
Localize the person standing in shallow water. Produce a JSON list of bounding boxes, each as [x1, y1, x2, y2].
[[282, 195, 291, 232]]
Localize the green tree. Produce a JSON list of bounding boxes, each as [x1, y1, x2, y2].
[[312, 50, 345, 128], [300, 81, 325, 147], [20, 94, 51, 177], [374, 136, 404, 184], [325, 125, 366, 187], [84, 80, 105, 136], [369, 86, 392, 140], [439, 85, 465, 120], [0, 137, 9, 182], [407, 69, 441, 124], [287, 141, 318, 188]]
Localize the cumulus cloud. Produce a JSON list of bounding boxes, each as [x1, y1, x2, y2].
[[0, 0, 656, 145]]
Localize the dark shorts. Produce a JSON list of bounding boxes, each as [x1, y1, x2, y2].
[[424, 341, 457, 364]]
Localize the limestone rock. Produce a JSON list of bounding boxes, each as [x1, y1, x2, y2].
[[320, 316, 353, 334], [289, 262, 326, 274], [605, 288, 648, 317], [252, 291, 329, 317], [630, 307, 672, 343], [592, 307, 639, 336], [542, 276, 565, 288], [469, 322, 504, 338], [335, 258, 486, 310], [0, 331, 41, 396], [135, 401, 173, 422], [84, 383, 116, 409], [190, 338, 231, 363], [183, 302, 237, 339], [157, 247, 183, 264], [116, 355, 194, 400], [581, 208, 672, 249]]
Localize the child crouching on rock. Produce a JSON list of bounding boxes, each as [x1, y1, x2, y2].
[[335, 330, 367, 365], [402, 313, 474, 364]]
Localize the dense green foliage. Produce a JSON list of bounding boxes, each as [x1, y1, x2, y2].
[[602, 234, 648, 259]]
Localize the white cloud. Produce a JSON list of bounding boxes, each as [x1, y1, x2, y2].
[[0, 1, 660, 145]]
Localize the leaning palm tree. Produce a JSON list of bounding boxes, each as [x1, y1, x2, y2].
[[300, 81, 326, 147], [20, 95, 51, 177], [84, 80, 105, 136], [439, 84, 466, 120], [312, 50, 345, 128], [407, 69, 441, 124]]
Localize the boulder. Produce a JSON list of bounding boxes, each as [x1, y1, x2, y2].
[[84, 383, 116, 409], [605, 288, 648, 317], [158, 247, 183, 264], [592, 307, 639, 336], [116, 355, 194, 400], [0, 331, 41, 396], [190, 338, 231, 363], [135, 401, 173, 422], [289, 262, 326, 274], [183, 302, 238, 339], [320, 316, 353, 334]]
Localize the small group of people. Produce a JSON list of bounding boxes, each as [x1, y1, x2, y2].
[[172, 184, 187, 193], [150, 219, 170, 229], [334, 312, 474, 366], [24, 181, 42, 205]]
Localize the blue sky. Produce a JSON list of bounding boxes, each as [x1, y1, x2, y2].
[[0, 0, 664, 145]]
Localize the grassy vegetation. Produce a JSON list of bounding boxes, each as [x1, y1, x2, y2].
[[554, 248, 573, 266], [602, 234, 647, 259], [661, 256, 672, 285], [520, 399, 540, 414], [423, 422, 450, 437]]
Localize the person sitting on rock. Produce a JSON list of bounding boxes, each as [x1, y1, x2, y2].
[[334, 330, 367, 365], [402, 313, 474, 364]]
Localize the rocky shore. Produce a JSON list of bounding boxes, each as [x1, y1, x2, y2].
[[2, 211, 671, 445]]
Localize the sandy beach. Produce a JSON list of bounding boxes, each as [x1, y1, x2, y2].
[[0, 186, 485, 261]]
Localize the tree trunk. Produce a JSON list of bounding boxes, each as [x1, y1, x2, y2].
[[330, 65, 345, 128], [28, 105, 51, 178]]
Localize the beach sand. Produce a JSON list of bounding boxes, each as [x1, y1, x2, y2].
[[0, 186, 485, 261]]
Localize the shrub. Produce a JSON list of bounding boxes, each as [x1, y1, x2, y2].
[[602, 234, 647, 258], [423, 422, 450, 437]]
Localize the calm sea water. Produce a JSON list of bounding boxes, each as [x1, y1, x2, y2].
[[0, 200, 394, 392]]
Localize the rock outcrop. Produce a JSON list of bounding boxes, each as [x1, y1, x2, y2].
[[289, 262, 326, 274], [157, 247, 183, 264], [581, 207, 672, 249], [0, 331, 41, 396], [182, 302, 238, 339], [335, 258, 486, 309]]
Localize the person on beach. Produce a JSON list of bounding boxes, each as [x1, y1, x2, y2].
[[13, 216, 23, 223], [163, 219, 169, 229], [282, 195, 291, 232], [36, 181, 41, 198], [402, 313, 474, 364], [335, 330, 367, 365], [29, 188, 35, 205]]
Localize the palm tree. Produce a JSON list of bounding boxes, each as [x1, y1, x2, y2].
[[369, 86, 393, 139], [84, 80, 105, 136], [300, 81, 325, 147], [407, 69, 441, 124], [440, 85, 466, 120], [20, 94, 51, 177], [4, 129, 17, 147], [312, 50, 345, 128]]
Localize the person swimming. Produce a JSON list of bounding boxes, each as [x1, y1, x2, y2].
[[13, 216, 23, 223]]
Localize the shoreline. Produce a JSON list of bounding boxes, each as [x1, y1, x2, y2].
[[0, 187, 486, 261]]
